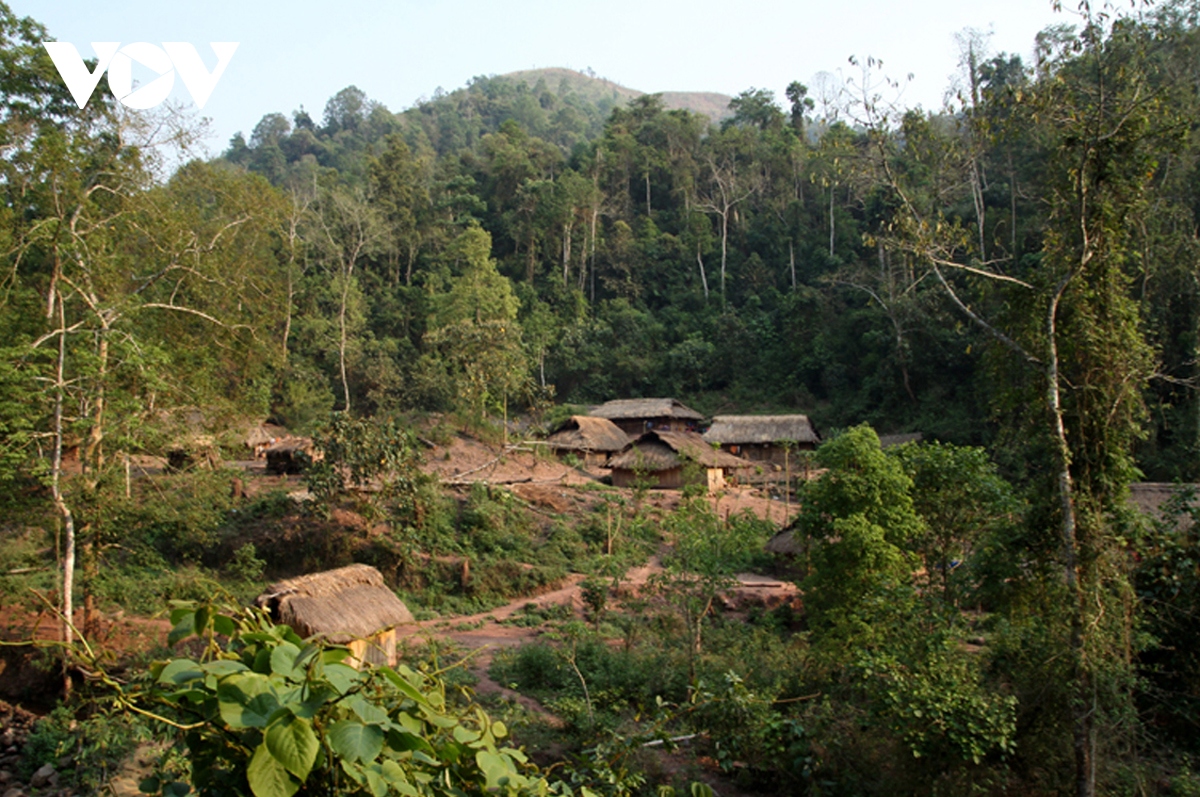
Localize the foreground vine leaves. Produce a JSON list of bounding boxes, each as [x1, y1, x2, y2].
[[137, 600, 593, 797]]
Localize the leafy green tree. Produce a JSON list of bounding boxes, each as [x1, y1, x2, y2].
[[888, 441, 1019, 604], [422, 225, 528, 422], [797, 425, 923, 638], [651, 498, 771, 679]]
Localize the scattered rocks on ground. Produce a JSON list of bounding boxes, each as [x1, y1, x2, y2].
[[30, 764, 56, 789]]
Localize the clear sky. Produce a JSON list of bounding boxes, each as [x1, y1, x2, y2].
[[21, 0, 1073, 156]]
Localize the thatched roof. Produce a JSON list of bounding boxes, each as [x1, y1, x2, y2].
[[245, 423, 288, 448], [255, 564, 413, 641], [265, 436, 314, 455], [765, 528, 804, 556], [544, 416, 631, 453], [1129, 482, 1200, 525], [608, 430, 749, 472], [168, 433, 216, 451], [590, 398, 704, 422], [704, 415, 820, 446]]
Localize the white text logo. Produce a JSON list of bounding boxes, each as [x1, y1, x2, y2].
[[43, 42, 238, 110]]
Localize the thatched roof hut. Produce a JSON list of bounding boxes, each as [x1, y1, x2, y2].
[[265, 436, 318, 475], [765, 528, 804, 556], [705, 415, 820, 446], [543, 416, 630, 464], [1128, 483, 1200, 526], [590, 398, 704, 435], [255, 564, 413, 667], [703, 415, 820, 464], [245, 423, 288, 458], [608, 430, 748, 490], [166, 434, 220, 471]]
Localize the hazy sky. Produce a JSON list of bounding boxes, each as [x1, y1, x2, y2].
[[22, 0, 1073, 156]]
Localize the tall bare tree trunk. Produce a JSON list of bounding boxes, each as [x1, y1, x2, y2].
[[50, 294, 75, 694], [789, 240, 797, 291], [338, 268, 353, 414]]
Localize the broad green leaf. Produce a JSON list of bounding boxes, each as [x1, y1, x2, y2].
[[265, 712, 319, 781], [349, 695, 389, 726], [388, 729, 434, 755], [363, 766, 387, 797], [270, 641, 302, 678], [246, 744, 299, 797], [163, 688, 208, 705], [201, 659, 248, 677], [321, 647, 352, 665], [322, 662, 362, 695], [381, 666, 430, 704], [168, 614, 195, 647], [158, 658, 202, 685], [218, 673, 279, 729], [293, 685, 337, 719], [379, 760, 418, 796], [452, 725, 480, 744], [329, 720, 384, 764], [491, 720, 508, 739], [294, 643, 321, 671], [475, 750, 514, 790], [418, 705, 457, 728], [193, 606, 210, 636], [212, 614, 236, 638], [395, 713, 422, 734], [339, 759, 365, 785]]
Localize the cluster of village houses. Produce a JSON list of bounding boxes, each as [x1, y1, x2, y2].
[[543, 398, 821, 492], [248, 402, 827, 669], [243, 398, 829, 489]]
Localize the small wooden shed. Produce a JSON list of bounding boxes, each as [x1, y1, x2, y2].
[[543, 416, 631, 466], [245, 423, 289, 459], [703, 415, 821, 465], [255, 564, 414, 668], [265, 436, 318, 475], [607, 430, 749, 491], [589, 398, 705, 437], [166, 434, 220, 472]]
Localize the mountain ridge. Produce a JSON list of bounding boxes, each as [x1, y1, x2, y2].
[[495, 67, 734, 122]]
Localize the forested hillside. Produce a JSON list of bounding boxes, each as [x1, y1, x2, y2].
[[212, 33, 1200, 478], [7, 2, 1200, 795]]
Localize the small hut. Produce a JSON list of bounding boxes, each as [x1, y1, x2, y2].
[[703, 415, 821, 465], [1128, 483, 1200, 528], [265, 436, 318, 475], [255, 564, 414, 668], [589, 398, 704, 437], [166, 434, 220, 471], [245, 423, 289, 459], [607, 430, 749, 491], [543, 416, 631, 466]]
